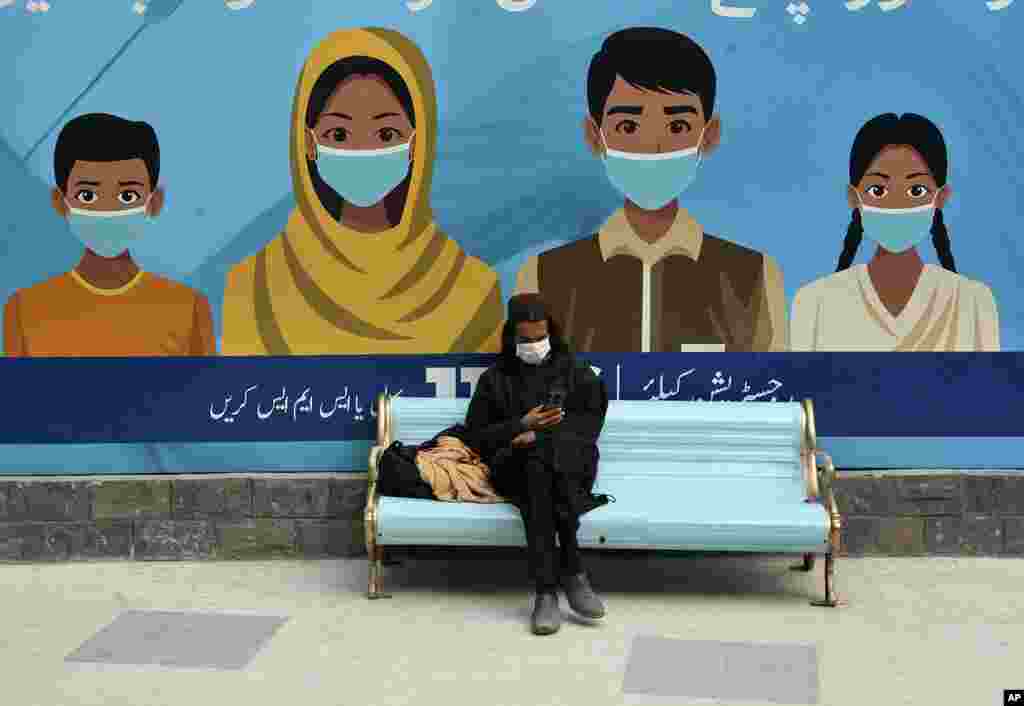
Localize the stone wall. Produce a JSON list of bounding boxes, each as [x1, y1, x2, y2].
[[0, 475, 367, 561], [2, 472, 1023, 561], [835, 474, 1024, 556]]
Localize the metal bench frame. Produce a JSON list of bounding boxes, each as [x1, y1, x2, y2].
[[365, 393, 844, 607]]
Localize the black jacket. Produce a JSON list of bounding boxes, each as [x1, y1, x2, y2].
[[465, 347, 612, 520]]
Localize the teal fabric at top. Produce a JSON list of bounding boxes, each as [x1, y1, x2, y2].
[[378, 398, 829, 552]]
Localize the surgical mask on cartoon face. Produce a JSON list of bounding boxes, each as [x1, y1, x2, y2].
[[596, 122, 706, 211], [313, 131, 414, 208], [516, 337, 550, 365], [65, 196, 153, 259], [857, 191, 939, 254]]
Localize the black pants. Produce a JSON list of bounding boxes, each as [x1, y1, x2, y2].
[[517, 455, 583, 593]]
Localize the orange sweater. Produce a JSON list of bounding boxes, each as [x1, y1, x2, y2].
[[4, 270, 215, 357]]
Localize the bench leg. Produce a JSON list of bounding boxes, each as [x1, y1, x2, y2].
[[367, 547, 392, 600], [790, 553, 816, 572], [810, 552, 845, 607]]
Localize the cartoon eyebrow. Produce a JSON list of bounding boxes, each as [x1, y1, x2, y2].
[[118, 181, 145, 187], [865, 172, 890, 180], [322, 112, 353, 120], [606, 105, 644, 117], [74, 180, 101, 187], [665, 105, 697, 116], [373, 112, 401, 120], [905, 172, 930, 179]]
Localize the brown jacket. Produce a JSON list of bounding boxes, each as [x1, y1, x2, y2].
[[514, 208, 786, 352]]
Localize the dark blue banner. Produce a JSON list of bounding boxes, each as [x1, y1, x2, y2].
[[0, 353, 1020, 444]]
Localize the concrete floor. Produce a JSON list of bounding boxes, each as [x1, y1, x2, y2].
[[1, 553, 1021, 706]]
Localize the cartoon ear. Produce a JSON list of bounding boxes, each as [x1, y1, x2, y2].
[[583, 117, 602, 157], [51, 187, 68, 218], [701, 116, 722, 156], [846, 185, 860, 210], [305, 129, 318, 161], [937, 184, 953, 209], [149, 187, 166, 217]]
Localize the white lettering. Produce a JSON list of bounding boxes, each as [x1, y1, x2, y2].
[[425, 367, 457, 398], [460, 367, 488, 399], [497, 0, 537, 10], [712, 0, 757, 18]]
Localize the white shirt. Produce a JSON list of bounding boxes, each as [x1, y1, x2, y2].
[[790, 264, 1000, 351]]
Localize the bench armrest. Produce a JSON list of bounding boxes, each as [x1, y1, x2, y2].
[[365, 444, 386, 558], [813, 450, 836, 500], [365, 392, 393, 559], [801, 399, 842, 552], [368, 445, 385, 489], [800, 399, 839, 500], [800, 399, 820, 500], [376, 391, 392, 447]]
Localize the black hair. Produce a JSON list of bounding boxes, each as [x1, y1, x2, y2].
[[305, 56, 416, 226], [587, 27, 716, 125], [53, 113, 159, 193], [836, 113, 956, 273], [498, 315, 571, 371]]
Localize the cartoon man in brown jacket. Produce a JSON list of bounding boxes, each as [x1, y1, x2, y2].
[[514, 28, 786, 353]]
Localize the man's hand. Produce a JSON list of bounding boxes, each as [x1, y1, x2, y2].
[[521, 404, 563, 431], [511, 431, 537, 448]]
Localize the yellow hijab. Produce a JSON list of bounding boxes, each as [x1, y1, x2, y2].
[[221, 28, 503, 355]]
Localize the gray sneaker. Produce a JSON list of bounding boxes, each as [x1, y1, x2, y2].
[[531, 592, 562, 635], [562, 573, 605, 619]]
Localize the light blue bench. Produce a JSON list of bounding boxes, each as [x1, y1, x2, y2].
[[365, 394, 843, 607]]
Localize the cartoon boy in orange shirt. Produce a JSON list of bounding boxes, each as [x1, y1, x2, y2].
[[4, 113, 214, 357]]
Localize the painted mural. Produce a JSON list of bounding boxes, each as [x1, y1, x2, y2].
[[2, 0, 1020, 357]]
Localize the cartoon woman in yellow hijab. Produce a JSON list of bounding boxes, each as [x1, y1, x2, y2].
[[221, 28, 504, 355]]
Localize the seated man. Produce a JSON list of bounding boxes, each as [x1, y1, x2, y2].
[[4, 113, 214, 357], [465, 293, 613, 635]]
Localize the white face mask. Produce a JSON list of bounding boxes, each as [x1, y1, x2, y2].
[[516, 337, 550, 365]]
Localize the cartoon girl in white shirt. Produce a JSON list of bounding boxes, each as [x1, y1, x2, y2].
[[791, 113, 1000, 351]]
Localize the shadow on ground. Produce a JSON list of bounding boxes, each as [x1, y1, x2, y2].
[[365, 551, 814, 602]]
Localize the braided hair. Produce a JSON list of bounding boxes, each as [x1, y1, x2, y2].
[[836, 113, 956, 273]]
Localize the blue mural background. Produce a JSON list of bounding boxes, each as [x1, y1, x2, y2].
[[2, 0, 1022, 348], [2, 1, 1023, 475]]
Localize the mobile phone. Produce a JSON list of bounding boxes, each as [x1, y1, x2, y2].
[[545, 391, 566, 410]]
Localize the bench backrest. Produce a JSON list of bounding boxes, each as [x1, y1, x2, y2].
[[387, 396, 809, 496]]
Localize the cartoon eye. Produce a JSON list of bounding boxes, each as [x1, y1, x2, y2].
[[75, 189, 97, 204], [865, 185, 887, 199], [378, 127, 402, 143], [668, 119, 691, 135], [118, 190, 141, 205], [322, 127, 348, 143], [907, 184, 931, 199], [615, 119, 639, 135]]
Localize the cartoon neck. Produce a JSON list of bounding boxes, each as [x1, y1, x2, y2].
[[624, 197, 678, 244], [341, 201, 394, 234], [868, 246, 925, 317], [75, 249, 140, 290]]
